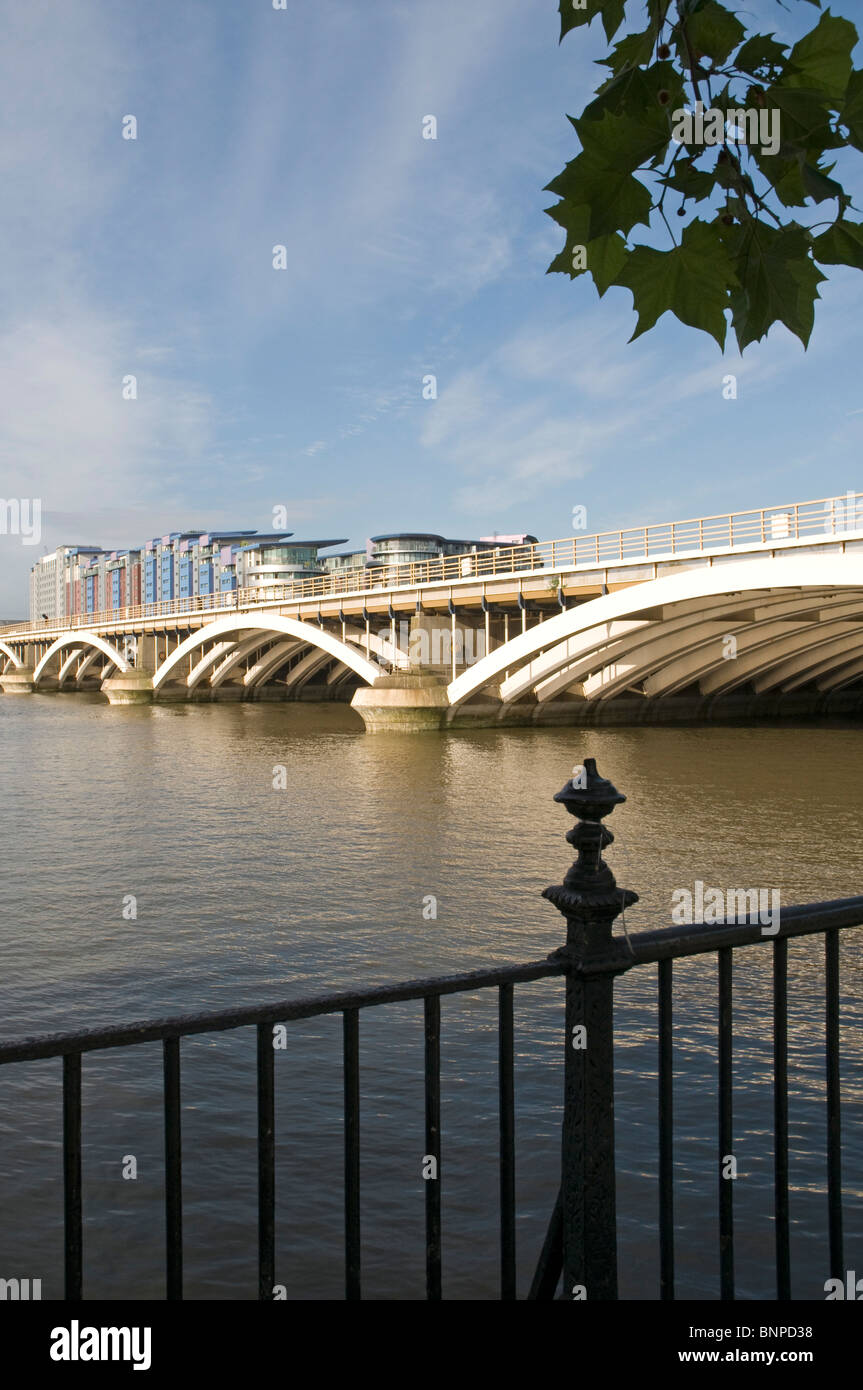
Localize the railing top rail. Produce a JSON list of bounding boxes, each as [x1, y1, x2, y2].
[[627, 896, 863, 966], [1, 895, 861, 1066], [0, 959, 565, 1064]]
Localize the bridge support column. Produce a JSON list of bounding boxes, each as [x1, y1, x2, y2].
[[350, 674, 449, 732], [101, 670, 155, 705], [0, 667, 37, 694]]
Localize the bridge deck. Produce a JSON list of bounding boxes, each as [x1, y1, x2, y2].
[[4, 493, 863, 640]]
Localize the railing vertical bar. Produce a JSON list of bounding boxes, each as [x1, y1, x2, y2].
[[658, 959, 674, 1300], [425, 994, 442, 1300], [63, 1052, 83, 1301], [773, 938, 790, 1300], [498, 983, 516, 1299], [256, 1023, 275, 1300], [343, 1008, 361, 1300], [826, 928, 843, 1278], [163, 1036, 183, 1300], [718, 947, 734, 1300]]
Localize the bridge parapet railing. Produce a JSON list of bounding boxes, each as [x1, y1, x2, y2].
[[3, 492, 863, 640], [0, 759, 860, 1299]]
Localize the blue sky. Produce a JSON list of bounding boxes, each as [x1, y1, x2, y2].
[[1, 0, 861, 611]]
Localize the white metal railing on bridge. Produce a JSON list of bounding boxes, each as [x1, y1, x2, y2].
[[3, 492, 862, 640]]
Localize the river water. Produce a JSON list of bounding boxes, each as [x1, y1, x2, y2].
[[0, 694, 861, 1299]]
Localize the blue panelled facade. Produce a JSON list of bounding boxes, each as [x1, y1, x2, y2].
[[179, 551, 194, 600], [160, 543, 175, 601], [31, 526, 535, 622], [144, 551, 158, 603]]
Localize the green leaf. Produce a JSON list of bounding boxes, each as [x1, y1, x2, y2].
[[841, 68, 863, 152], [812, 218, 863, 269], [595, 26, 658, 77], [582, 60, 685, 126], [734, 33, 788, 79], [767, 84, 841, 150], [704, 81, 736, 116], [725, 222, 826, 350], [573, 103, 672, 173], [712, 150, 744, 194], [800, 159, 847, 203], [546, 149, 653, 238], [784, 12, 857, 105], [751, 150, 808, 207], [676, 1, 746, 67], [599, 0, 626, 43], [560, 0, 626, 44], [659, 159, 716, 204], [613, 220, 738, 348], [586, 231, 630, 293], [545, 202, 628, 295]]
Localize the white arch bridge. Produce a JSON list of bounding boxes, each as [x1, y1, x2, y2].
[[3, 511, 863, 730]]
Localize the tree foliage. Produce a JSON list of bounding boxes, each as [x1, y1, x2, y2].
[[547, 1, 863, 349]]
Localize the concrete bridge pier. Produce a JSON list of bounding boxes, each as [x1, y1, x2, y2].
[[101, 669, 155, 705], [350, 674, 450, 732], [0, 667, 38, 694]]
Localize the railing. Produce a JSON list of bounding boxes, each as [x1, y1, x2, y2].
[[0, 759, 860, 1300], [4, 491, 863, 641]]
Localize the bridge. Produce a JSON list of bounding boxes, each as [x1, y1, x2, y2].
[[3, 493, 863, 730]]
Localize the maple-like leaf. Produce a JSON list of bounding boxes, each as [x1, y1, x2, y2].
[[613, 220, 739, 348]]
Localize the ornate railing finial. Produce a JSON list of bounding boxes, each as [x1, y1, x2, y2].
[[543, 757, 638, 962]]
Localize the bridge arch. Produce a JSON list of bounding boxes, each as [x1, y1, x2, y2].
[[759, 631, 863, 694], [580, 591, 863, 702], [244, 640, 308, 690], [0, 641, 23, 670], [447, 555, 863, 710], [186, 640, 242, 690], [57, 648, 85, 687], [152, 615, 383, 691], [33, 632, 130, 686], [208, 633, 288, 690]]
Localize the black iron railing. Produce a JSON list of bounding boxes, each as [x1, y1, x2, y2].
[[1, 760, 861, 1300]]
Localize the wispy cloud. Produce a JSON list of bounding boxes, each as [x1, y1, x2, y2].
[[419, 305, 808, 520]]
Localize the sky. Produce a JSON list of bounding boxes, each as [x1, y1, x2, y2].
[[0, 0, 861, 613]]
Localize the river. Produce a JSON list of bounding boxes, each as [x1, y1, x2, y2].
[[1, 694, 861, 1299]]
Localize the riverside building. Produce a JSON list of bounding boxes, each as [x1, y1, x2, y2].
[[29, 529, 536, 622]]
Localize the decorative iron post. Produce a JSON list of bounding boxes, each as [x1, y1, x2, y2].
[[544, 757, 638, 1300]]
